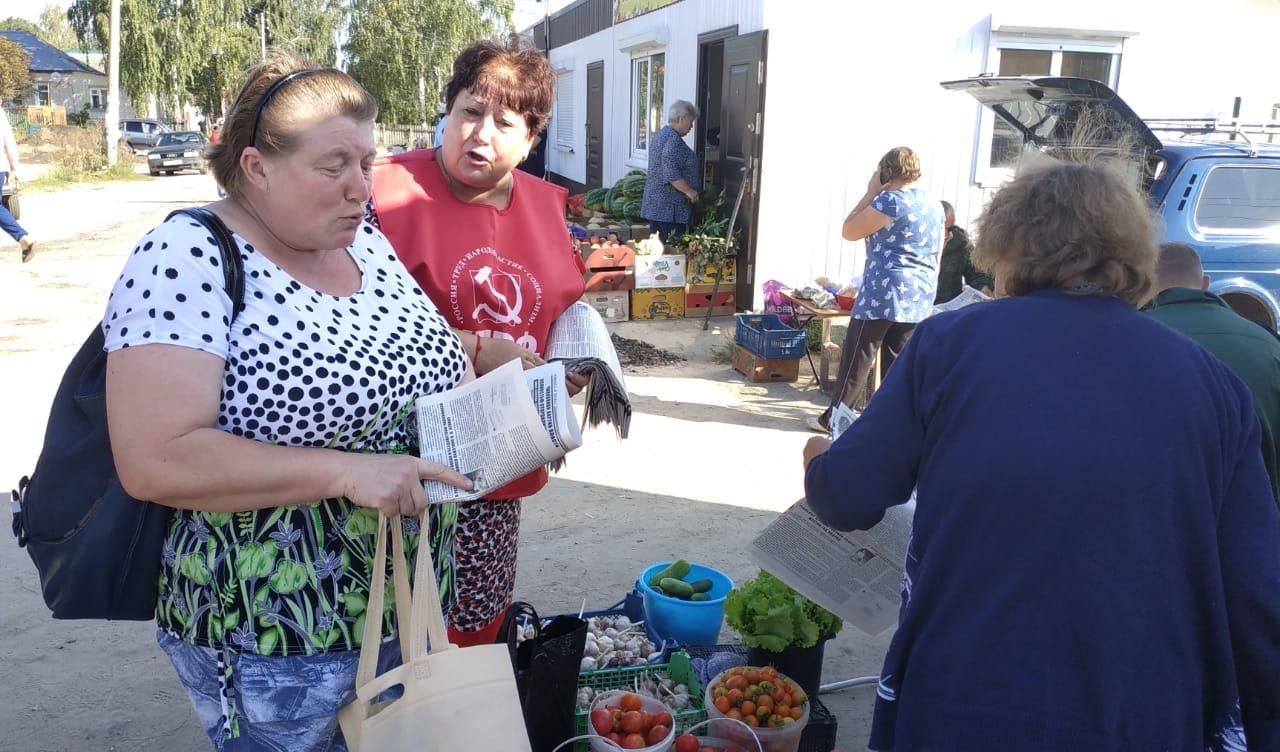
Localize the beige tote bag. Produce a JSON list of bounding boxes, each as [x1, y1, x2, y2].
[[338, 512, 532, 752]]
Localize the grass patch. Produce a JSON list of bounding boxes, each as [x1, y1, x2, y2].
[[25, 160, 146, 192], [713, 335, 738, 365]]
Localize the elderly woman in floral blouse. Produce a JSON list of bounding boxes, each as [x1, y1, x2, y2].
[[808, 146, 943, 433], [640, 100, 701, 243]]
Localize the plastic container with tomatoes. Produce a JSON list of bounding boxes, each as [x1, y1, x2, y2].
[[702, 667, 809, 752], [586, 691, 677, 752]]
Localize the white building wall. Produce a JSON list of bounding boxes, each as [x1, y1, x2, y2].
[[546, 0, 765, 187], [547, 0, 1280, 305]]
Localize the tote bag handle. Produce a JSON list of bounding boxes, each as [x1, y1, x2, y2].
[[354, 514, 418, 688]]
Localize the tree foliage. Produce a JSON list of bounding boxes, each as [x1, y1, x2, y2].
[[344, 0, 512, 124], [39, 4, 79, 50], [0, 17, 43, 37], [0, 36, 32, 101], [68, 0, 344, 116]]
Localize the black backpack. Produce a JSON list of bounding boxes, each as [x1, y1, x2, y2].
[[10, 207, 244, 620]]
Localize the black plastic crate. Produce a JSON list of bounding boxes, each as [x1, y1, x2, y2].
[[682, 644, 838, 752]]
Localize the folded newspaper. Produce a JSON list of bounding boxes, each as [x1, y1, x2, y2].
[[931, 284, 991, 315], [545, 302, 631, 441], [749, 408, 917, 635], [416, 359, 583, 503], [415, 303, 630, 502]]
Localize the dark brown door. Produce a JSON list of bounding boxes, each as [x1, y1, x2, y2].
[[585, 61, 605, 190], [720, 31, 767, 309]]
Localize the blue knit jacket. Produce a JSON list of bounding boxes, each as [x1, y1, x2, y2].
[[805, 289, 1280, 751]]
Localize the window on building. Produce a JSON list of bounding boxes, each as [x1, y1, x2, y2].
[[975, 34, 1124, 183], [1194, 166, 1280, 233], [555, 70, 574, 148], [90, 88, 107, 109], [631, 50, 665, 157], [35, 83, 51, 106]]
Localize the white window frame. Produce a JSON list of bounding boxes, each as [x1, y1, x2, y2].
[[629, 48, 666, 166], [973, 32, 1125, 187], [554, 69, 575, 151], [90, 87, 107, 110], [34, 83, 52, 106]]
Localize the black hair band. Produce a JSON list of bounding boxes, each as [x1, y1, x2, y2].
[[249, 69, 321, 148]]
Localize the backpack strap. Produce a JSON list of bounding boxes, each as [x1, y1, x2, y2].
[[165, 207, 246, 321]]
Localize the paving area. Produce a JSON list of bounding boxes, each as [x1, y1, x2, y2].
[[0, 173, 885, 751]]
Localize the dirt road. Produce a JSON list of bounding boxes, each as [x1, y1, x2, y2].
[[0, 174, 883, 751]]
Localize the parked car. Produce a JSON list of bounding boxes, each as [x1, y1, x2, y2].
[[1, 176, 18, 221], [120, 119, 171, 152], [942, 76, 1280, 328], [147, 131, 208, 176]]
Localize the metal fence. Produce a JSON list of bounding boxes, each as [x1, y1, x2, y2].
[[375, 123, 434, 149]]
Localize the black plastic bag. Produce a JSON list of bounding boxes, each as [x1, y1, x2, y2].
[[497, 602, 588, 752]]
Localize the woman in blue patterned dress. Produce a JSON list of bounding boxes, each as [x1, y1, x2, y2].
[[640, 100, 701, 243], [809, 147, 943, 433]]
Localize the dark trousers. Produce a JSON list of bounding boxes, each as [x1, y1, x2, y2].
[[823, 318, 916, 422], [0, 172, 27, 243], [648, 220, 687, 244]]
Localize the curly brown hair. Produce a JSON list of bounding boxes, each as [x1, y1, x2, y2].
[[444, 34, 555, 136], [973, 156, 1157, 306], [207, 49, 377, 198], [879, 146, 923, 183]]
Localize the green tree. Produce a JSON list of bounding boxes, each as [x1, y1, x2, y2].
[[0, 36, 32, 101], [0, 18, 43, 37], [344, 0, 513, 125], [39, 4, 79, 50]]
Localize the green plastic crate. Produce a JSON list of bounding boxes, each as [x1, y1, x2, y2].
[[572, 651, 706, 751]]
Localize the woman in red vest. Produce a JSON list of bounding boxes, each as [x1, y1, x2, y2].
[[367, 35, 587, 646]]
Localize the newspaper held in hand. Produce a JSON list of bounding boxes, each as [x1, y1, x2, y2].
[[545, 301, 631, 440], [415, 359, 582, 503], [931, 285, 991, 315], [751, 408, 916, 635]]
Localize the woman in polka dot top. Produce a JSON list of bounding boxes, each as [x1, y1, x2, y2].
[[102, 53, 473, 749]]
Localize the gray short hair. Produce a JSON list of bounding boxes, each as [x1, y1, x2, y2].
[[668, 100, 698, 122]]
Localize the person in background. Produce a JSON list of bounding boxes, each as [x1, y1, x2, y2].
[[433, 103, 448, 149], [1146, 241, 1280, 506], [0, 107, 36, 262], [367, 34, 589, 648], [103, 51, 475, 749], [803, 157, 1280, 750], [934, 199, 991, 303], [640, 100, 700, 243], [807, 146, 943, 433]]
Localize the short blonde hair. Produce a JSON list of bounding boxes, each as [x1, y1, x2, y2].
[[207, 50, 378, 198], [973, 157, 1157, 306], [878, 146, 922, 183]]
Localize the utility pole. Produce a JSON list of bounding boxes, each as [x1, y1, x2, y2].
[[259, 11, 267, 60], [105, 0, 121, 165]]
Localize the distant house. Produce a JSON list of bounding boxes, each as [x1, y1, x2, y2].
[[1, 30, 137, 120]]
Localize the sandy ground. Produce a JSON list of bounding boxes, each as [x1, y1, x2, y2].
[[0, 171, 886, 751]]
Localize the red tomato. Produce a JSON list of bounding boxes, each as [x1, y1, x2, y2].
[[674, 734, 700, 752], [619, 710, 645, 735], [621, 733, 648, 750], [590, 708, 614, 736], [652, 710, 674, 729], [646, 724, 669, 745], [607, 731, 624, 746], [619, 693, 644, 713]]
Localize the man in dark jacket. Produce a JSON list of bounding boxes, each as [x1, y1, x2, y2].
[[934, 201, 992, 304], [1146, 242, 1280, 506]]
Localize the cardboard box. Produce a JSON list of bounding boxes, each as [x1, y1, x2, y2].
[[585, 245, 636, 271], [732, 344, 800, 383], [581, 291, 630, 323], [635, 254, 686, 289], [584, 269, 634, 291], [630, 287, 686, 320], [685, 283, 737, 317], [687, 259, 737, 285]]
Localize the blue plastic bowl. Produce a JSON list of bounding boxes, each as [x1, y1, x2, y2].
[[637, 562, 734, 646]]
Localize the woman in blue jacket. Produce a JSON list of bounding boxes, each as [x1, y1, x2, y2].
[[803, 157, 1280, 751]]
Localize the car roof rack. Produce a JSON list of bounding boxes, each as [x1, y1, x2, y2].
[[1144, 118, 1280, 156]]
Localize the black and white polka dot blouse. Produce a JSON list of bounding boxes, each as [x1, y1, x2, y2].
[[102, 214, 468, 451]]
